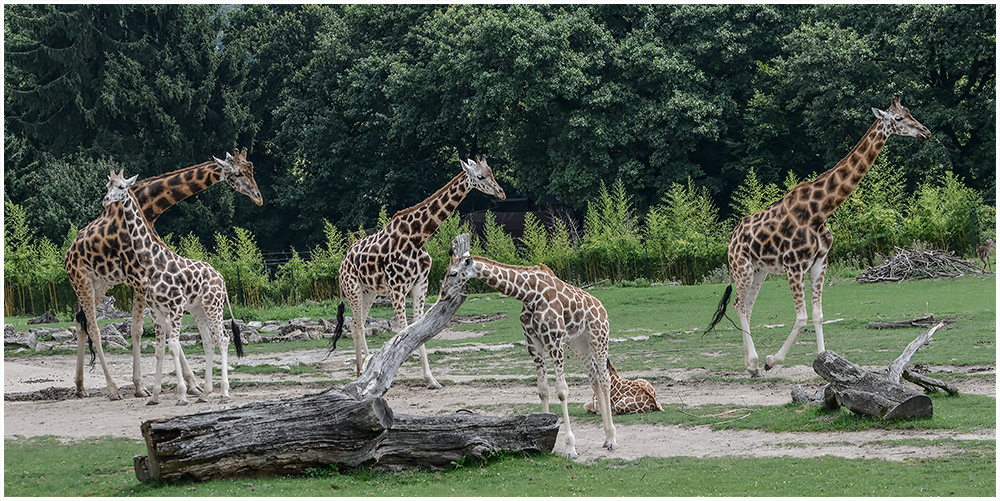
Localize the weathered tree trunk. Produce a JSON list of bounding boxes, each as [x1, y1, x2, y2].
[[812, 350, 933, 419], [135, 270, 560, 482]]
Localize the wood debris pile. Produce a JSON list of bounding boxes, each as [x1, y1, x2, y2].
[[856, 246, 986, 283]]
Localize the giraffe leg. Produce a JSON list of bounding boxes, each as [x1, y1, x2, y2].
[[410, 277, 441, 389], [733, 267, 766, 377], [553, 359, 577, 459], [164, 315, 189, 406], [766, 268, 809, 371], [191, 306, 215, 403], [129, 290, 151, 397], [147, 311, 167, 406], [573, 334, 616, 451], [525, 332, 550, 413], [70, 280, 122, 399], [344, 278, 373, 376], [809, 258, 828, 354]]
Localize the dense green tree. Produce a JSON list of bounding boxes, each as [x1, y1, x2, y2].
[[4, 4, 254, 241]]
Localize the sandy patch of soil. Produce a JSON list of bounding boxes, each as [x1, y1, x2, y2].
[[3, 340, 995, 463]]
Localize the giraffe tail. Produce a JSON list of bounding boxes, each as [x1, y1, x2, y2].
[[329, 301, 346, 352], [226, 296, 245, 358], [76, 310, 97, 366], [705, 284, 733, 335]]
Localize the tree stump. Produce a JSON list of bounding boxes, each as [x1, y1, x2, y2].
[[135, 249, 561, 482]]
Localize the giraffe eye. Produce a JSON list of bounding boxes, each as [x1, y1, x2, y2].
[[894, 116, 903, 121]]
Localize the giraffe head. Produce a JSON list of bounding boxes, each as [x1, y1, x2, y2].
[[872, 94, 931, 139], [445, 233, 478, 282], [460, 156, 506, 200], [102, 169, 139, 207], [213, 147, 264, 206]]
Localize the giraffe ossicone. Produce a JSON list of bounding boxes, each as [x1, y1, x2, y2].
[[707, 94, 930, 377], [65, 149, 261, 400], [445, 233, 617, 458], [103, 168, 245, 406], [333, 157, 505, 389]]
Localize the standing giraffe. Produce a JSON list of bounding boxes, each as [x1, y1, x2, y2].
[[584, 360, 663, 415], [707, 95, 930, 377], [332, 157, 505, 388], [102, 169, 244, 405], [64, 149, 261, 400], [445, 234, 616, 458], [977, 238, 995, 271]]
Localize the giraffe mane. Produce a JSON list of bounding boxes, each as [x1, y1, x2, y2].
[[131, 161, 216, 188], [391, 171, 465, 220], [125, 190, 169, 248], [475, 256, 555, 275]]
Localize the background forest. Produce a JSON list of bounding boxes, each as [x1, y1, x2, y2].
[[3, 4, 996, 315]]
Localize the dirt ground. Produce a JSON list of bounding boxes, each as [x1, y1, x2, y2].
[[4, 335, 995, 463]]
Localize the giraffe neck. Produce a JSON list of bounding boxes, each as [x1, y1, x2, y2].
[[470, 257, 542, 302], [119, 191, 173, 269], [130, 161, 222, 224], [390, 171, 471, 244], [795, 120, 889, 221]]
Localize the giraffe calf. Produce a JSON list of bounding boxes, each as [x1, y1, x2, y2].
[[584, 360, 663, 415]]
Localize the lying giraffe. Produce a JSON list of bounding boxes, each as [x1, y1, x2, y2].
[[65, 149, 261, 399], [445, 234, 615, 458], [584, 360, 663, 415], [333, 157, 505, 388], [102, 169, 244, 405], [707, 95, 930, 377]]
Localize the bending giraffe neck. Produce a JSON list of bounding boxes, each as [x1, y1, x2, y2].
[[791, 119, 889, 222], [390, 171, 471, 245], [130, 161, 222, 225], [470, 257, 551, 302], [118, 190, 172, 269]]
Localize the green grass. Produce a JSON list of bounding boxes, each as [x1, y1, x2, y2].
[[4, 275, 995, 496], [4, 436, 994, 497]]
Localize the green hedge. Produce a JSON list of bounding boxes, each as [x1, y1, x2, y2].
[[4, 166, 993, 316]]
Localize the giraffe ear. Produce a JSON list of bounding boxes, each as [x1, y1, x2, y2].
[[125, 174, 139, 186], [872, 107, 894, 120]]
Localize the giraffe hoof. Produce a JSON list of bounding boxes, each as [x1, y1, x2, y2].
[[427, 381, 443, 390], [146, 399, 159, 406], [75, 390, 89, 399], [134, 388, 151, 398], [564, 450, 579, 460], [747, 369, 761, 378], [196, 396, 209, 404], [603, 441, 617, 451], [175, 400, 189, 407]]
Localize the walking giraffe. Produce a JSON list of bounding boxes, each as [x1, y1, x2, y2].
[[64, 149, 261, 399], [707, 94, 930, 377], [332, 157, 505, 388], [102, 169, 244, 405], [445, 234, 616, 458], [584, 360, 663, 415]]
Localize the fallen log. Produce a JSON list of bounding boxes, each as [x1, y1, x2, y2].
[[813, 351, 932, 419], [135, 249, 561, 482], [867, 314, 937, 329]]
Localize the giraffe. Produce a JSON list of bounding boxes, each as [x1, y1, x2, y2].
[[707, 94, 931, 377], [332, 157, 505, 388], [445, 234, 616, 458], [102, 169, 244, 405], [583, 360, 663, 415], [64, 148, 261, 400], [977, 238, 995, 271]]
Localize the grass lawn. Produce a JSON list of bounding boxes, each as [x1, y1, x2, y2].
[[3, 274, 995, 496]]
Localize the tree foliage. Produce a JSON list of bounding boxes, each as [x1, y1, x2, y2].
[[4, 3, 994, 257]]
